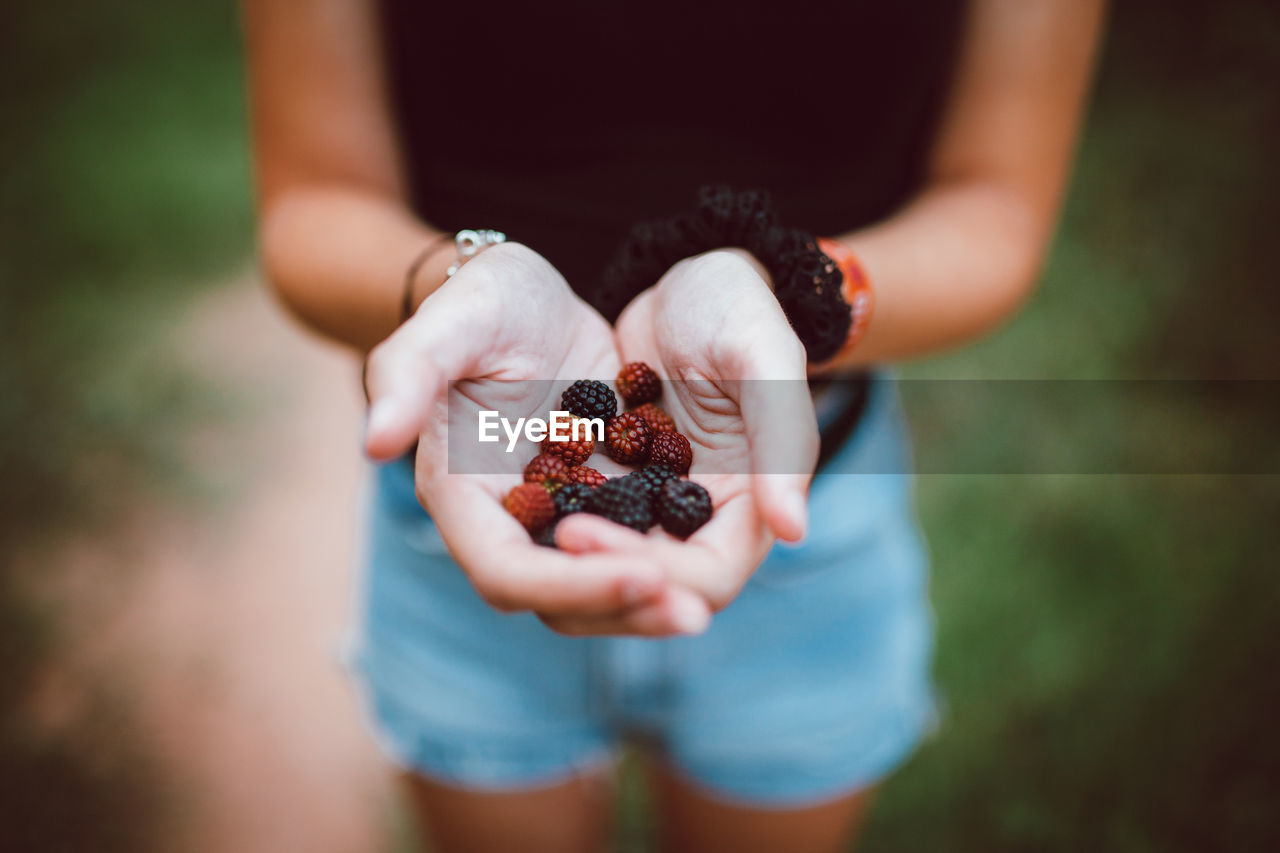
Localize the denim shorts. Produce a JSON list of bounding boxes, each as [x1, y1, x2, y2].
[[346, 376, 936, 806]]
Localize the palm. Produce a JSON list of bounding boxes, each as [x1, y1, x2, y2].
[[602, 250, 819, 608], [365, 243, 660, 619], [414, 275, 623, 512]]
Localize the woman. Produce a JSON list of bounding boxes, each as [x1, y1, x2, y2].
[[243, 1, 1103, 850]]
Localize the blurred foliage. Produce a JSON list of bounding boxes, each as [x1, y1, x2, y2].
[[1, 0, 1278, 851], [0, 1, 249, 850], [0, 0, 252, 548], [913, 1, 1279, 381], [873, 1, 1280, 851]]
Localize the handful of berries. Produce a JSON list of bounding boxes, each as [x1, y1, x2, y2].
[[503, 362, 714, 545]]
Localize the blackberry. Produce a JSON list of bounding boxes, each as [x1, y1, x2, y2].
[[656, 479, 712, 539], [648, 432, 692, 475], [524, 453, 570, 489], [626, 464, 680, 506], [605, 412, 651, 464], [630, 402, 676, 435], [584, 477, 653, 532], [539, 422, 594, 466], [503, 483, 556, 533], [566, 465, 608, 488], [616, 361, 661, 406], [561, 379, 618, 421], [552, 483, 593, 517]]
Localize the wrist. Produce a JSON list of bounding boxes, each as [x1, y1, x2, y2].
[[401, 232, 452, 321], [402, 229, 507, 321], [597, 186, 853, 362]]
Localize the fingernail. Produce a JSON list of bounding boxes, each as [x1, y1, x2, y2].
[[366, 398, 398, 440], [670, 594, 711, 635], [784, 490, 808, 539], [621, 569, 664, 605]]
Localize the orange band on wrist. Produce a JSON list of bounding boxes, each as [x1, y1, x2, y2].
[[817, 237, 874, 353]]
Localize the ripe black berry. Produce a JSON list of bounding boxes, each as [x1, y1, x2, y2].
[[584, 477, 653, 532], [626, 465, 679, 506], [656, 479, 712, 539], [561, 379, 618, 421], [552, 482, 593, 517]]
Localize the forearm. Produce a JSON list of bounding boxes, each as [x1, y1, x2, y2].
[[243, 0, 435, 352], [258, 185, 448, 351], [812, 178, 1046, 372]]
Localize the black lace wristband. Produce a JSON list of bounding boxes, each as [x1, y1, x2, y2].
[[594, 186, 853, 362]]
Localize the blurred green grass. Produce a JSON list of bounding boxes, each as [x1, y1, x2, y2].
[[877, 2, 1280, 850], [0, 0, 252, 548], [0, 3, 249, 850], [1, 1, 1277, 851]]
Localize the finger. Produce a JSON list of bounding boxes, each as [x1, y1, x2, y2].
[[362, 296, 478, 461], [554, 512, 654, 552], [428, 482, 668, 615], [737, 372, 818, 542], [538, 586, 712, 637], [555, 513, 707, 571], [556, 508, 759, 612], [477, 544, 666, 615], [363, 360, 444, 462]]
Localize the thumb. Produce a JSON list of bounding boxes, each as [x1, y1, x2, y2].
[[736, 352, 818, 543], [363, 359, 445, 462], [362, 299, 476, 462]]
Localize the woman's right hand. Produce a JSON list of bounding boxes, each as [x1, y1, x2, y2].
[[362, 242, 711, 636], [557, 249, 818, 622]]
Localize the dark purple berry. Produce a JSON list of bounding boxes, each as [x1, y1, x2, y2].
[[625, 465, 680, 507], [552, 482, 594, 517], [584, 477, 653, 533], [656, 479, 712, 539], [561, 379, 618, 421]]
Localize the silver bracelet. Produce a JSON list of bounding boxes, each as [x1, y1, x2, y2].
[[446, 229, 507, 277]]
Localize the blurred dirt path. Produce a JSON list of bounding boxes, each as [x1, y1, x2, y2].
[[36, 278, 399, 852]]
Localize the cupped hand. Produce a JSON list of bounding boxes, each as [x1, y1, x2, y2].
[[557, 249, 820, 619], [363, 242, 709, 635]]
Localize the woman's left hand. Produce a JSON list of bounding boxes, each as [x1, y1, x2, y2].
[[554, 249, 819, 628]]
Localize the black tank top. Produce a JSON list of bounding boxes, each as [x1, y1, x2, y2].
[[380, 0, 964, 299]]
